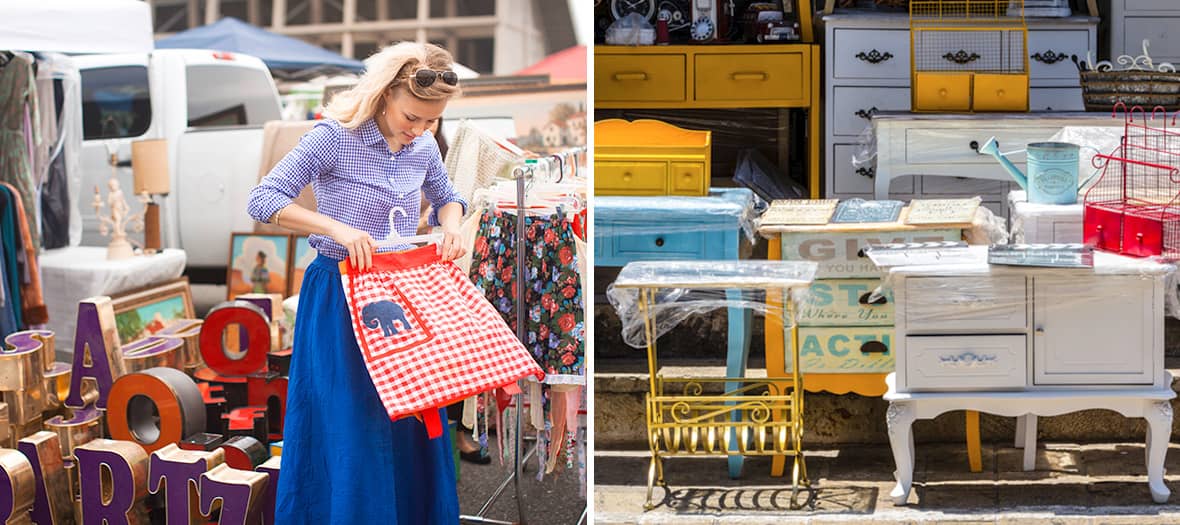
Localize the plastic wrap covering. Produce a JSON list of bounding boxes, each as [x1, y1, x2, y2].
[[607, 260, 818, 348], [1047, 126, 1126, 192], [863, 244, 1180, 320], [595, 108, 810, 199], [594, 187, 758, 243]]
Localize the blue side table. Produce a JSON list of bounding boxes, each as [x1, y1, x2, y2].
[[596, 187, 755, 477]]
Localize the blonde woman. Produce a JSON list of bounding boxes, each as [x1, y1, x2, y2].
[[247, 42, 467, 523]]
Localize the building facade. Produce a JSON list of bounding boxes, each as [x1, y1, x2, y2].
[[147, 0, 576, 74]]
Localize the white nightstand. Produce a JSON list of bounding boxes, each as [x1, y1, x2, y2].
[[882, 247, 1175, 505]]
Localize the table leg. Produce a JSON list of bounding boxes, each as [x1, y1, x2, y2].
[[1021, 415, 1037, 471], [1145, 400, 1172, 503], [725, 290, 753, 479], [966, 410, 982, 473], [887, 402, 917, 505]]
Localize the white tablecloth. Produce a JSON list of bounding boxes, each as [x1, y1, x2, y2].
[[41, 247, 186, 358]]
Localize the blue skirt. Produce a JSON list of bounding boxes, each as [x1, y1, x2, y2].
[[275, 254, 459, 524]]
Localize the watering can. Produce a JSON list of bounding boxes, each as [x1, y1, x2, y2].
[[979, 137, 1080, 205]]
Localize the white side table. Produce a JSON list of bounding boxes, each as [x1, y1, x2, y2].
[[1007, 190, 1083, 244], [881, 246, 1174, 505], [41, 247, 186, 360]]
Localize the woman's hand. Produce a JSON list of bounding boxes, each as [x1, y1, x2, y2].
[[438, 228, 467, 262], [332, 223, 377, 270]]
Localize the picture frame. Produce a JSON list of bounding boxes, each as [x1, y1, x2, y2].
[[110, 277, 196, 345], [288, 235, 314, 297], [227, 232, 292, 300]]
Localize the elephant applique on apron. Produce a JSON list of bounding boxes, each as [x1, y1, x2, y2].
[[340, 245, 545, 438]]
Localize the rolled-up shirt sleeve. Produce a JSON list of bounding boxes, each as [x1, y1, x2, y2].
[[246, 121, 339, 224], [420, 139, 467, 227]]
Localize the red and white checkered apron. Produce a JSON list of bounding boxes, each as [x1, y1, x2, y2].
[[340, 245, 545, 439]]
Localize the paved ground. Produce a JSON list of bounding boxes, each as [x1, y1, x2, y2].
[[458, 435, 587, 524], [595, 442, 1180, 524]]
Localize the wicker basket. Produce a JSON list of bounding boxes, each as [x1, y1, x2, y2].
[[1080, 70, 1180, 112]]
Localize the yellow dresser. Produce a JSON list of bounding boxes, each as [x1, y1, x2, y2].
[[594, 119, 711, 197], [595, 43, 821, 196]]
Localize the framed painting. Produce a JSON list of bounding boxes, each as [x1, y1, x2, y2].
[[110, 277, 196, 345], [289, 235, 314, 297], [227, 232, 292, 300]]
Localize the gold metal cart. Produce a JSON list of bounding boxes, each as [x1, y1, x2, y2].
[[610, 261, 818, 510]]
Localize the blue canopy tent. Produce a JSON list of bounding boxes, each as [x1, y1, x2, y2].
[[156, 17, 365, 78]]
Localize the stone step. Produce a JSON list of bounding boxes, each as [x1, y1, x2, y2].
[[594, 443, 1180, 522], [594, 358, 1180, 450]]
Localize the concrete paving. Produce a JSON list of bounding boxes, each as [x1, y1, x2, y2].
[[595, 443, 1180, 524]]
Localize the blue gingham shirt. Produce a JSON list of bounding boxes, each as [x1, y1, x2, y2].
[[247, 118, 467, 260]]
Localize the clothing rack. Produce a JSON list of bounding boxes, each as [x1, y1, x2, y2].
[[458, 164, 537, 525]]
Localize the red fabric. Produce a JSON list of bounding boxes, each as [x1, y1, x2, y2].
[[341, 245, 544, 438]]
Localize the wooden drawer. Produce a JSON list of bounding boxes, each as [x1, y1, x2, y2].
[[832, 144, 914, 195], [904, 127, 1061, 165], [613, 229, 710, 260], [784, 326, 894, 375], [694, 52, 807, 105], [671, 162, 706, 194], [595, 161, 669, 195], [1123, 18, 1180, 63], [919, 175, 1012, 196], [832, 87, 910, 137], [913, 73, 972, 112], [973, 74, 1029, 112], [595, 54, 687, 104], [1028, 30, 1089, 82], [904, 335, 1027, 391], [832, 29, 910, 80], [797, 279, 893, 327], [904, 276, 1027, 331], [780, 229, 960, 279], [1029, 88, 1084, 111]]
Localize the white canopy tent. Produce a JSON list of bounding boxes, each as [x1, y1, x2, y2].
[[0, 0, 154, 54]]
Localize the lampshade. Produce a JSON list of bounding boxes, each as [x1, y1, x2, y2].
[[131, 139, 170, 195]]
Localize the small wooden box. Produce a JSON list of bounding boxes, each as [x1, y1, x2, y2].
[[594, 119, 710, 197]]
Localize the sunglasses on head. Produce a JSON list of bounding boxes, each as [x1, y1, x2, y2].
[[413, 68, 459, 88]]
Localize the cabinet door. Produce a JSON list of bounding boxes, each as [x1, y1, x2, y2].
[[1033, 276, 1156, 385]]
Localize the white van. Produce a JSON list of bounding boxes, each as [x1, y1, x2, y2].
[[75, 50, 282, 282]]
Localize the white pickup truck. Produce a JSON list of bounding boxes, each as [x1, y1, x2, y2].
[[75, 50, 282, 283]]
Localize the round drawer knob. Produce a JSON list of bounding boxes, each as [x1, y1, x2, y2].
[[623, 172, 632, 181], [655, 237, 665, 247], [860, 341, 888, 354], [683, 173, 692, 179], [939, 88, 948, 97], [997, 89, 1006, 97]]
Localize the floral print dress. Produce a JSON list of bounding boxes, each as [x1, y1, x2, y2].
[[468, 209, 584, 384]]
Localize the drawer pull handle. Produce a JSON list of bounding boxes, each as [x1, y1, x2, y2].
[[732, 72, 768, 81], [1031, 50, 1068, 64], [1035, 326, 1045, 336], [969, 140, 995, 152], [613, 72, 648, 81], [938, 88, 948, 98], [855, 49, 893, 64], [654, 237, 665, 247], [856, 167, 875, 179], [858, 291, 888, 306], [622, 172, 633, 181], [947, 294, 982, 306], [943, 50, 982, 64], [996, 89, 1006, 97], [939, 352, 998, 369], [860, 341, 889, 354], [855, 107, 879, 120]]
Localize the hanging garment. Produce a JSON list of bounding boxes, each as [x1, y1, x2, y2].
[[0, 186, 23, 330], [0, 54, 41, 252], [1, 182, 46, 325], [469, 209, 585, 385], [275, 254, 459, 524], [340, 245, 545, 438]]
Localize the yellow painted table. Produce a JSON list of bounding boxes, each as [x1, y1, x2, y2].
[[759, 206, 989, 474], [595, 42, 823, 199], [611, 260, 818, 511]]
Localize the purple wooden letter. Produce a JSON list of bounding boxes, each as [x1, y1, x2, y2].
[[255, 456, 281, 525], [67, 299, 126, 409], [149, 444, 224, 525], [75, 439, 149, 525], [199, 464, 267, 525]]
